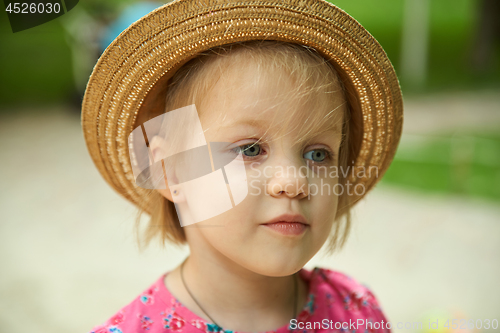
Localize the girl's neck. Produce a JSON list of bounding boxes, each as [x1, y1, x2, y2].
[[165, 253, 308, 332]]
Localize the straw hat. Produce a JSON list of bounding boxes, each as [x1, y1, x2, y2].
[[81, 0, 403, 215]]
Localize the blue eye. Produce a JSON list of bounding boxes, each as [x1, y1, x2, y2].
[[304, 149, 328, 162], [233, 143, 261, 157]]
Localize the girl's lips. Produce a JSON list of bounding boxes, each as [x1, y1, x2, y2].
[[262, 222, 308, 236]]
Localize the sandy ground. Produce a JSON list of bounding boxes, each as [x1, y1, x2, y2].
[[1, 90, 499, 333]]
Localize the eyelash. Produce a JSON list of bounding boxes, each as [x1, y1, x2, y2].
[[305, 147, 334, 164], [230, 142, 266, 159], [230, 142, 334, 164]]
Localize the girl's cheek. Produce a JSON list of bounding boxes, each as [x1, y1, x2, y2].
[[246, 163, 266, 197]]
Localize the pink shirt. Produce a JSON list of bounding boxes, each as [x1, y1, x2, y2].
[[89, 267, 391, 333]]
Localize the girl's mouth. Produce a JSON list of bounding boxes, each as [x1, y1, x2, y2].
[[262, 222, 308, 236]]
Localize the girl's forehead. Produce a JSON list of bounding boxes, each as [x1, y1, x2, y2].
[[198, 62, 345, 139]]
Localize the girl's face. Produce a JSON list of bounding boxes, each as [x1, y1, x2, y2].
[[169, 61, 345, 277]]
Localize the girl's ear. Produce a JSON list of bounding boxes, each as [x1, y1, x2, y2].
[[167, 184, 186, 204], [156, 180, 186, 204], [149, 135, 186, 204], [149, 135, 168, 162]]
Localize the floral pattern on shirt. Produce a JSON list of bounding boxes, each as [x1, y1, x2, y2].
[[89, 267, 390, 333]]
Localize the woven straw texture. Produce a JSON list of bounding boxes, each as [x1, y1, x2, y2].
[[81, 0, 404, 215]]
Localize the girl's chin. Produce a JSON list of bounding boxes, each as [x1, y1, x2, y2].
[[238, 254, 310, 277], [253, 266, 305, 278]]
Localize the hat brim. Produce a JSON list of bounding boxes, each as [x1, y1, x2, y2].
[[82, 0, 403, 214]]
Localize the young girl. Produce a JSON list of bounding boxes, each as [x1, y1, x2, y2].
[[82, 0, 403, 332]]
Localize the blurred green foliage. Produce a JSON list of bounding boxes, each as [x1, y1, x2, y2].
[[381, 132, 500, 200], [0, 12, 73, 107], [334, 0, 500, 93], [0, 0, 499, 108], [0, 0, 138, 108]]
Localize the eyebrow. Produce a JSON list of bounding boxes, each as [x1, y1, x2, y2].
[[219, 118, 268, 131]]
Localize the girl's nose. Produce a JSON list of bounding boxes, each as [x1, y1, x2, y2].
[[266, 162, 309, 200]]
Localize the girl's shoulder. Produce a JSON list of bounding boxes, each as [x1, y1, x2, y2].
[[87, 274, 177, 333], [87, 273, 231, 333], [297, 267, 390, 332], [308, 266, 379, 297]]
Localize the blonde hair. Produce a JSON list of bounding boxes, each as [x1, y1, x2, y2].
[[135, 40, 354, 254]]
